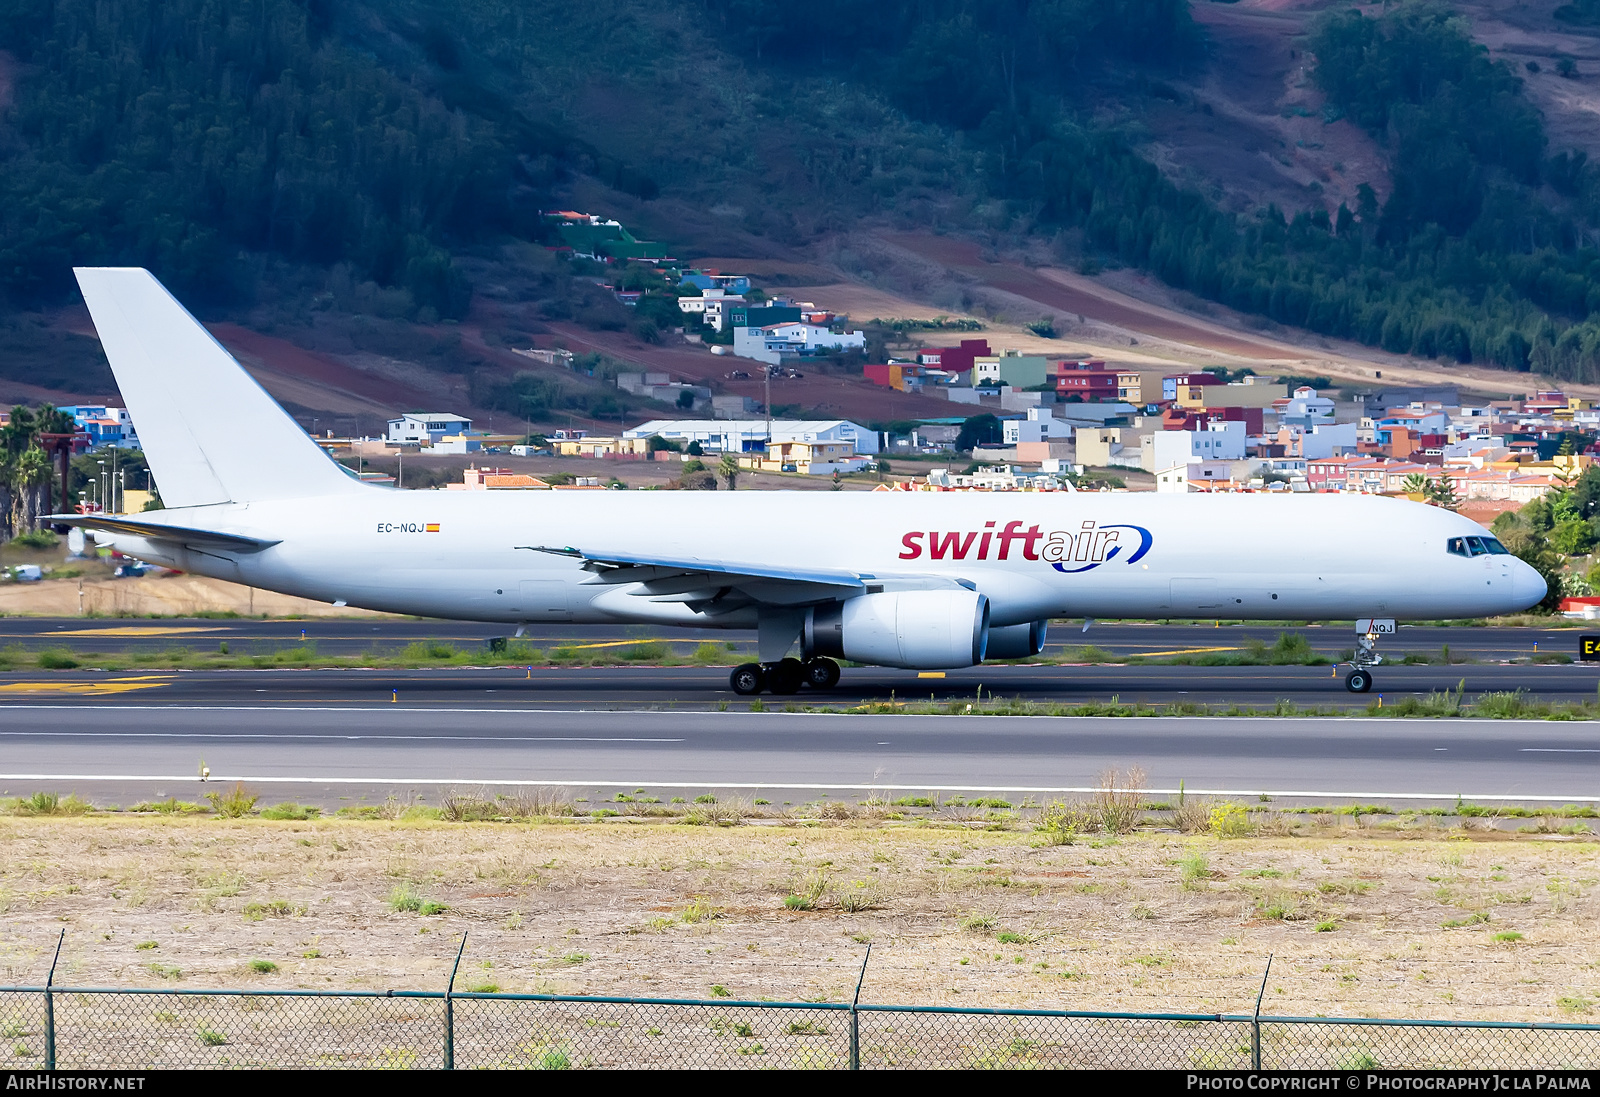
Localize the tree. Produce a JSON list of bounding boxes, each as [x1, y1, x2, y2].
[[686, 440, 704, 456], [718, 453, 740, 491], [1401, 472, 1430, 495], [955, 413, 1002, 452], [1548, 491, 1596, 555], [1425, 474, 1461, 511]]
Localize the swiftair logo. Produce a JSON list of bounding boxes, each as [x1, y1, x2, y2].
[[897, 520, 1152, 573]]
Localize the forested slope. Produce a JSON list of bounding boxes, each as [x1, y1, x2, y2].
[[3, 0, 1600, 384]]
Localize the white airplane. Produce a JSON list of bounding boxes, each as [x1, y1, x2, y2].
[[56, 268, 1545, 696]]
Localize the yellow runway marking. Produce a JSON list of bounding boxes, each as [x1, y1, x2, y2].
[[550, 639, 675, 650], [44, 627, 232, 637], [1133, 646, 1241, 657], [0, 676, 174, 695]]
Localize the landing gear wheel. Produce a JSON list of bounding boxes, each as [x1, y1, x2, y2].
[[804, 657, 841, 690], [730, 663, 765, 695], [1345, 669, 1373, 694], [766, 657, 805, 695]]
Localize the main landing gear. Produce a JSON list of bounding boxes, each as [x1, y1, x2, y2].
[[730, 657, 840, 696], [1342, 618, 1393, 694]]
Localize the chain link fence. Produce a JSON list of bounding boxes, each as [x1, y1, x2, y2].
[[5, 938, 1600, 1069]]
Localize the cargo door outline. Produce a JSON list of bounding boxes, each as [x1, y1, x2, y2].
[[1169, 577, 1220, 610], [519, 579, 573, 620]]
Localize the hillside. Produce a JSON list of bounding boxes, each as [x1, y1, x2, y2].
[[2, 0, 1600, 428]]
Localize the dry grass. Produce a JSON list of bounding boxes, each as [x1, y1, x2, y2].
[[1, 817, 1598, 1024]]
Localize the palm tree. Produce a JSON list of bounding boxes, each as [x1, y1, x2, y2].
[[1400, 472, 1430, 495], [15, 447, 50, 530], [718, 453, 740, 491]]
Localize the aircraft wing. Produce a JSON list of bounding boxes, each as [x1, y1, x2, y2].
[[522, 544, 865, 589], [45, 513, 281, 553]]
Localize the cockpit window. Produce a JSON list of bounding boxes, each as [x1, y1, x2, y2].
[[1449, 536, 1510, 557]]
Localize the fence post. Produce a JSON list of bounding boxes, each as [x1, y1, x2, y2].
[[443, 932, 467, 1070], [1252, 953, 1273, 1071], [849, 942, 872, 1071], [44, 928, 64, 1071]]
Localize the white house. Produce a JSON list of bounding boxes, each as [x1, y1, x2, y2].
[[677, 288, 746, 332], [1143, 422, 1246, 471], [732, 323, 866, 366], [1002, 406, 1074, 444], [1278, 386, 1336, 426], [388, 413, 472, 445], [623, 418, 879, 455]]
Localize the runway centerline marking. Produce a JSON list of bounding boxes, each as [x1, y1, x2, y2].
[[1520, 748, 1600, 753]]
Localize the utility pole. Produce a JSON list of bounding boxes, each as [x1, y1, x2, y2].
[[764, 365, 772, 458]]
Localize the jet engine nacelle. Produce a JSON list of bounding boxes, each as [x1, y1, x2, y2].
[[806, 590, 989, 669], [985, 619, 1048, 660]]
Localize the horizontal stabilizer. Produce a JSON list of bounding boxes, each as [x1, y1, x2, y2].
[[46, 514, 280, 553]]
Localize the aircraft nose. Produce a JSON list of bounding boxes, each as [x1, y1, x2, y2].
[[1511, 559, 1547, 610]]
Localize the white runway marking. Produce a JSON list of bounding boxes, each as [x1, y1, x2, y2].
[[0, 732, 683, 743], [0, 774, 1592, 803]]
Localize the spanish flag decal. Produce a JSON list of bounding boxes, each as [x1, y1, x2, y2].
[[425, 523, 441, 533]]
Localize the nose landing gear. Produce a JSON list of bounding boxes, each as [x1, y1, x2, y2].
[[728, 656, 841, 696], [1342, 618, 1393, 693]]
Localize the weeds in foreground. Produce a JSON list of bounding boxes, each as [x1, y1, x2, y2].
[[205, 783, 258, 819], [387, 883, 447, 916], [1095, 767, 1146, 834]]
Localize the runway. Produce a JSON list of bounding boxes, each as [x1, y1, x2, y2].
[[2, 703, 1598, 808], [2, 623, 1595, 808], [0, 661, 1593, 708], [0, 617, 1587, 662]]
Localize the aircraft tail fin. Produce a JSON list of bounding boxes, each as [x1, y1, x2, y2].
[[73, 267, 366, 508]]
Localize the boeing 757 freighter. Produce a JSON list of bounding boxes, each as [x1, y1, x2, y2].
[[54, 268, 1546, 695]]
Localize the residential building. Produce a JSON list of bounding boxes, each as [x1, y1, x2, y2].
[[1003, 407, 1074, 445], [1117, 371, 1143, 404], [917, 339, 992, 380], [1353, 386, 1460, 414], [388, 413, 472, 445], [679, 271, 752, 295], [926, 465, 1072, 491], [1053, 359, 1116, 401], [1143, 422, 1247, 471], [449, 467, 553, 490], [1163, 406, 1265, 435], [676, 288, 746, 332], [1076, 426, 1144, 469], [732, 323, 865, 366], [973, 351, 1050, 389], [1274, 422, 1359, 460], [727, 303, 803, 331], [1276, 387, 1336, 426], [622, 419, 879, 455], [1161, 373, 1226, 405], [741, 439, 868, 475], [616, 372, 711, 409], [546, 211, 674, 264], [59, 404, 138, 448]]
